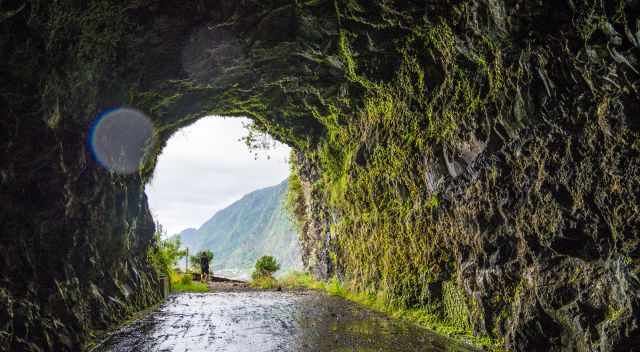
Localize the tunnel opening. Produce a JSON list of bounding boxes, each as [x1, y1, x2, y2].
[[144, 115, 303, 282]]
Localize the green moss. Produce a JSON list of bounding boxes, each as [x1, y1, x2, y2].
[[605, 305, 625, 322], [632, 135, 640, 152], [281, 10, 530, 350], [285, 160, 307, 232], [426, 195, 439, 209], [442, 280, 471, 331]]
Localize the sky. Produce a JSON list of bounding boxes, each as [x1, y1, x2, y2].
[[146, 116, 291, 236]]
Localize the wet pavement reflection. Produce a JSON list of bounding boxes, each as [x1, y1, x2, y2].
[[93, 291, 478, 352]]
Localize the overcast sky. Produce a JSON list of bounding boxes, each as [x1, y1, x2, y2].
[[146, 116, 291, 236]]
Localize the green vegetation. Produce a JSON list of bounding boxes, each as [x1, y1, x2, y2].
[[250, 276, 280, 289], [272, 5, 530, 348], [250, 255, 282, 289], [176, 180, 302, 276], [278, 271, 324, 289], [147, 222, 187, 278], [169, 272, 209, 293], [284, 167, 306, 232], [252, 255, 280, 279], [147, 223, 208, 293], [138, 4, 535, 347], [189, 250, 214, 273]]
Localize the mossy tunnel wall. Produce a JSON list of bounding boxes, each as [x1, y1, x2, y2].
[[1, 1, 639, 351]]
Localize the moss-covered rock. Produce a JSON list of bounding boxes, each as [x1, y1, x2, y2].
[[1, 1, 639, 351]]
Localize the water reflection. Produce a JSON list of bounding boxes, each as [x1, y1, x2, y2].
[[93, 291, 477, 352]]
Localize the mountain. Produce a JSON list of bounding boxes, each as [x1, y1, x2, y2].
[[174, 179, 303, 278]]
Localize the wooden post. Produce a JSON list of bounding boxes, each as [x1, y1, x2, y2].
[[159, 274, 169, 298]]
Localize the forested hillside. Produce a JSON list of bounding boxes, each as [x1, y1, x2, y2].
[[175, 180, 302, 277]]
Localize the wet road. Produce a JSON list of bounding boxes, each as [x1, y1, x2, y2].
[[92, 291, 477, 352]]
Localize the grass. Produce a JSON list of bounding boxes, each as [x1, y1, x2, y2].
[[277, 272, 504, 351], [172, 282, 209, 293], [250, 275, 280, 289], [169, 272, 209, 293], [278, 271, 325, 289]]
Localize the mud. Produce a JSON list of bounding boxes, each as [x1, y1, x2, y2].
[[91, 291, 477, 352]]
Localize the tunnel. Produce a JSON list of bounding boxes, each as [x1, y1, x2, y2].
[[1, 1, 639, 351]]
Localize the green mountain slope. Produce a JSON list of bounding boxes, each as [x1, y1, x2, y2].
[[175, 179, 302, 278]]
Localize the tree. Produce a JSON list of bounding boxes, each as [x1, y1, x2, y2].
[[190, 250, 214, 273], [147, 221, 187, 277], [252, 255, 280, 280], [188, 254, 201, 272], [201, 250, 214, 262]]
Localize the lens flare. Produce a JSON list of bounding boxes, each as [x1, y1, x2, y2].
[[89, 108, 153, 174]]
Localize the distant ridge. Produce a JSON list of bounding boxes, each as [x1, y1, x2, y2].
[[173, 179, 302, 278]]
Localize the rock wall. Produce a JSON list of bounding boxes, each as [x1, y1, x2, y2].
[[1, 1, 639, 351], [0, 2, 167, 350], [280, 1, 640, 350]]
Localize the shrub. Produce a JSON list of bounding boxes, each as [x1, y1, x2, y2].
[[180, 273, 192, 285], [189, 250, 214, 273], [252, 255, 280, 280], [251, 275, 279, 289], [147, 221, 187, 277], [169, 272, 208, 293], [171, 273, 208, 293]]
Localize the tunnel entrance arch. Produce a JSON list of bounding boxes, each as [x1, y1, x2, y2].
[[144, 115, 299, 281], [2, 1, 639, 351]]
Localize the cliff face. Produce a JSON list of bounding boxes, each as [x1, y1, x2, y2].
[[1, 1, 639, 351]]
